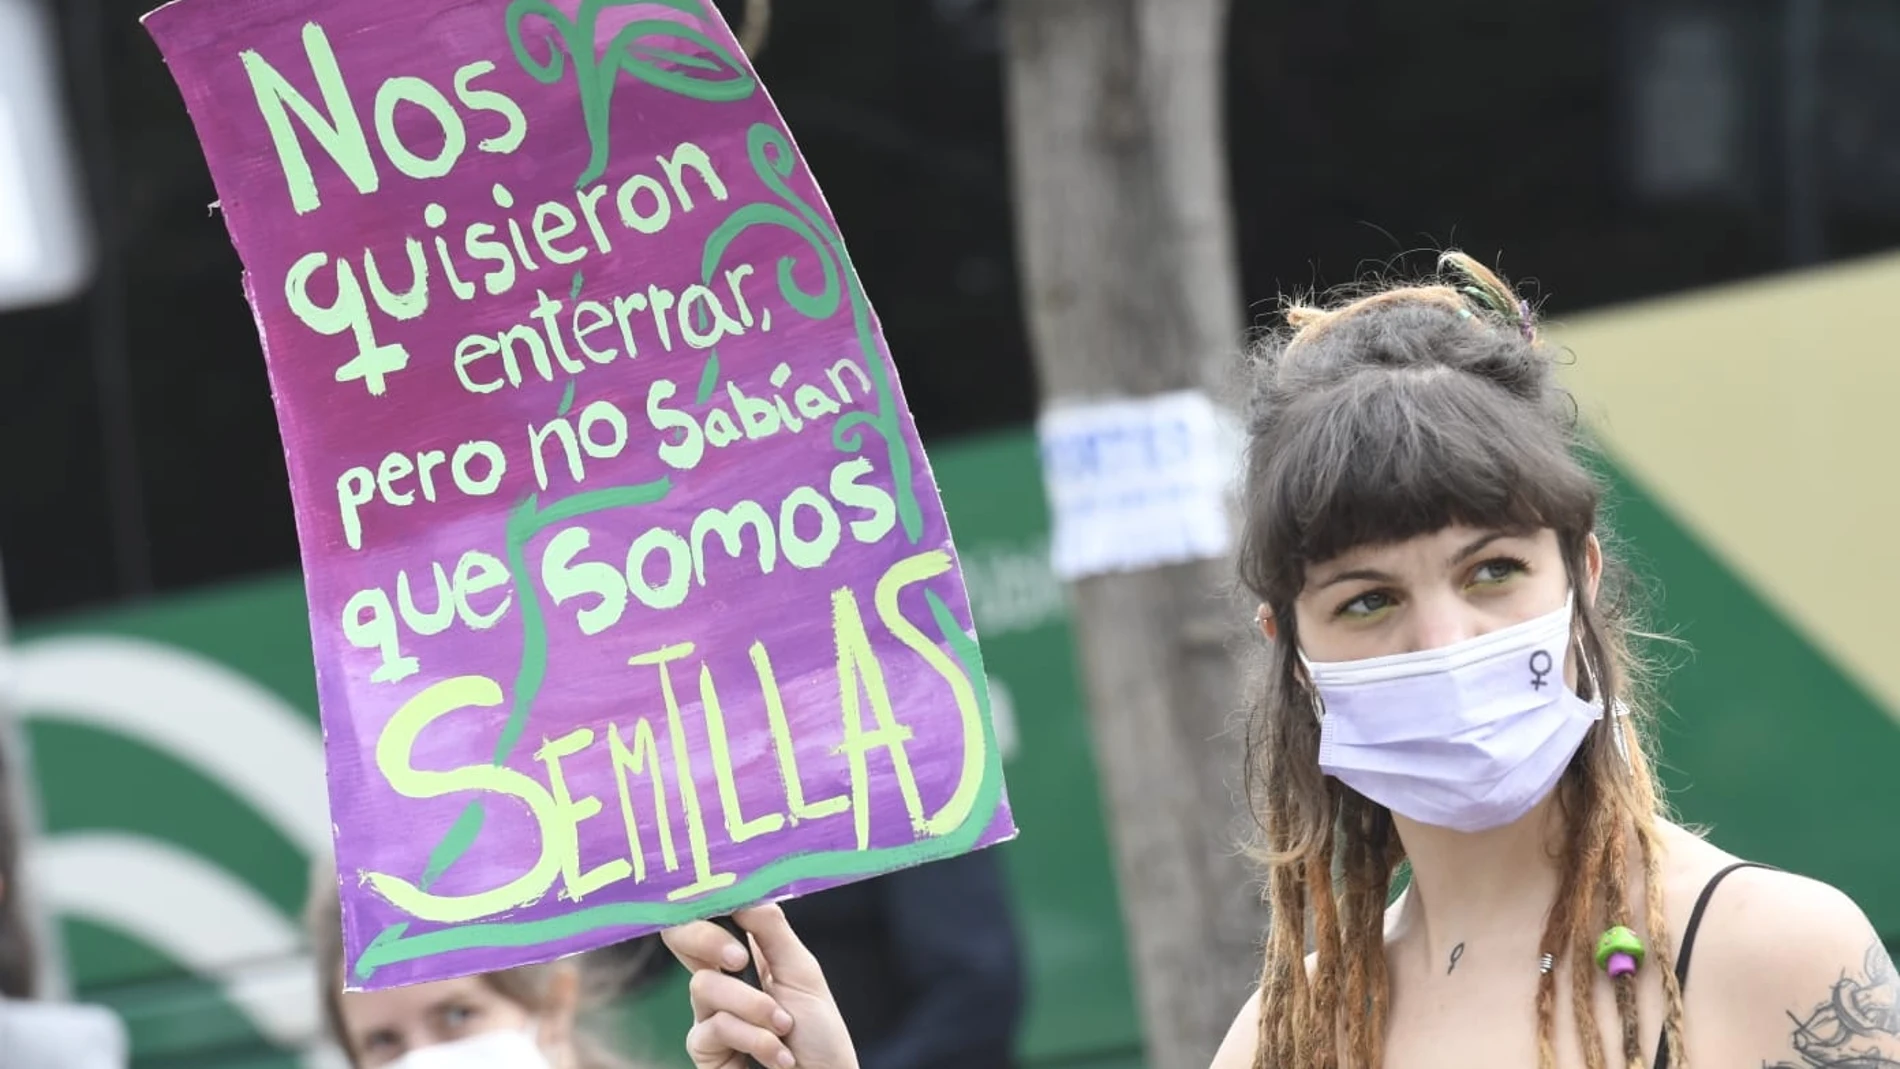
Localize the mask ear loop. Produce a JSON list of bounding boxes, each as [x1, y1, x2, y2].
[[1576, 634, 1633, 770]]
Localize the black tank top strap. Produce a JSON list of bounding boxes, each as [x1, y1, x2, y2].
[[1650, 861, 1778, 1069]]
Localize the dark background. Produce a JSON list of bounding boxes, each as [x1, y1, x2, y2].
[[7, 0, 1899, 621]]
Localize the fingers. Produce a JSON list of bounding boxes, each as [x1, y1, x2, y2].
[[689, 969, 795, 1032], [663, 919, 751, 974], [687, 1009, 797, 1069], [730, 904, 827, 992]]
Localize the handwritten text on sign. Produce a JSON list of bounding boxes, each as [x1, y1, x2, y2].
[[142, 0, 1015, 989]]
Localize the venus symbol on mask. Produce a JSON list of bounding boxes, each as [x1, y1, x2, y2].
[[1528, 650, 1552, 689]]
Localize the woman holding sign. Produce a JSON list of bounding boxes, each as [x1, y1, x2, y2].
[[660, 254, 1900, 1069]]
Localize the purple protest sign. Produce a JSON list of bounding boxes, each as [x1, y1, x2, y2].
[[141, 0, 1015, 990]]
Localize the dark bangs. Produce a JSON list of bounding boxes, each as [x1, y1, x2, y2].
[[1240, 365, 1600, 601]]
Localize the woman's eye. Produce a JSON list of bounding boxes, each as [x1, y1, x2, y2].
[[1470, 557, 1528, 585], [441, 1004, 479, 1031], [1337, 591, 1394, 618]]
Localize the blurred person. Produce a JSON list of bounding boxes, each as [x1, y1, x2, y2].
[[658, 253, 1900, 1069], [0, 746, 35, 1000], [777, 847, 1022, 1069], [0, 744, 129, 1069], [305, 860, 642, 1069]]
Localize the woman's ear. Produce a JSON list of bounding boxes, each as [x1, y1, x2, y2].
[[1584, 533, 1604, 607], [1255, 605, 1278, 643]]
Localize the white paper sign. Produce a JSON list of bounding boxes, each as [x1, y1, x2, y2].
[[1037, 390, 1239, 581], [0, 0, 93, 312]]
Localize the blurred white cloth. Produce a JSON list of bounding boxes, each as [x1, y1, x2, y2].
[[0, 999, 129, 1069]]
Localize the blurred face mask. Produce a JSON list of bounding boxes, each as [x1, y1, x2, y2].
[[1302, 596, 1603, 833], [385, 1025, 551, 1069]]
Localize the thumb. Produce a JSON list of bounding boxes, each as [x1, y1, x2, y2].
[[733, 904, 827, 992]]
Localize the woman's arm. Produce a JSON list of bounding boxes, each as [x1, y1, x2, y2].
[[1685, 868, 1898, 1067]]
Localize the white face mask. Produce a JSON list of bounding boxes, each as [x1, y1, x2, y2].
[[385, 1026, 552, 1069], [1302, 596, 1605, 833]]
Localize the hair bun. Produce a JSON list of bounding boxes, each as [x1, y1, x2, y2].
[[1258, 250, 1551, 408]]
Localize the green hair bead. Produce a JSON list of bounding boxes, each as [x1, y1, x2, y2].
[[1594, 925, 1645, 978]]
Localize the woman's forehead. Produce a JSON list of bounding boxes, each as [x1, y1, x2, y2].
[[1307, 525, 1555, 577], [340, 974, 500, 1025]]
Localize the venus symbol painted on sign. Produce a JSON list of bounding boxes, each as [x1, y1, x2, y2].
[[142, 0, 1016, 990]]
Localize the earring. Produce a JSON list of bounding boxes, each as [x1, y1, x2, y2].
[[1576, 637, 1633, 769], [1607, 700, 1633, 769]]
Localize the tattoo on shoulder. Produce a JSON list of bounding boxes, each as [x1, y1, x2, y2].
[[1770, 940, 1900, 1069]]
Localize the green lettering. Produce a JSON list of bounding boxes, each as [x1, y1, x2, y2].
[[362, 238, 430, 321], [829, 458, 897, 544], [452, 60, 527, 154], [795, 384, 841, 420], [648, 379, 703, 470], [394, 562, 454, 637], [528, 290, 584, 374], [780, 487, 841, 569], [452, 550, 511, 628], [454, 334, 503, 394], [689, 501, 774, 583], [657, 141, 728, 210], [678, 285, 741, 349], [572, 300, 619, 363], [465, 222, 517, 296], [532, 202, 585, 265], [372, 76, 466, 179], [625, 527, 691, 610], [342, 587, 416, 683], [615, 173, 671, 234], [284, 252, 409, 396], [541, 526, 627, 636], [239, 22, 377, 214]]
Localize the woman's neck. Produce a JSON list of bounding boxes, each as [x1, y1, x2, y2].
[[1389, 794, 1569, 966]]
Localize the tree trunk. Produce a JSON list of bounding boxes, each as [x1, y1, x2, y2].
[[1001, 3, 1264, 1068]]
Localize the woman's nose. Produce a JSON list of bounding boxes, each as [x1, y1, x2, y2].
[[1405, 593, 1483, 653]]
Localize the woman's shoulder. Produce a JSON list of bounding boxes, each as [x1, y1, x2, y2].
[[1659, 826, 1897, 1066]]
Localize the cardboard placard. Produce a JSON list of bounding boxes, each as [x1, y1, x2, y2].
[[142, 0, 1014, 990]]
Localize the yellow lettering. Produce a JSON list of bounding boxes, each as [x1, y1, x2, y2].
[[608, 719, 677, 882], [751, 642, 849, 822], [361, 676, 565, 923], [629, 643, 737, 900], [876, 551, 988, 836], [831, 588, 925, 849], [699, 665, 787, 843], [535, 728, 632, 901]]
